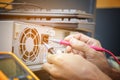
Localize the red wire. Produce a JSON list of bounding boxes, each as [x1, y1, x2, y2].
[[90, 46, 120, 65], [104, 49, 120, 65], [51, 39, 120, 65]]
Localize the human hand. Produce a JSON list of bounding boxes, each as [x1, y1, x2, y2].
[[64, 33, 112, 77], [43, 53, 111, 80]]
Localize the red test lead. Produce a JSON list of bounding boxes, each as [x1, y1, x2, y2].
[[49, 39, 70, 46], [49, 39, 120, 65], [49, 39, 104, 51]]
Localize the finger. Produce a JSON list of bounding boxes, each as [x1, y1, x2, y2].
[[69, 38, 95, 54], [66, 46, 72, 53], [42, 63, 53, 74], [74, 33, 90, 43], [47, 54, 56, 64], [64, 33, 101, 46], [42, 63, 60, 79], [74, 33, 102, 47], [64, 34, 74, 41], [66, 46, 79, 54], [64, 33, 89, 42], [47, 54, 64, 66], [68, 33, 92, 44]]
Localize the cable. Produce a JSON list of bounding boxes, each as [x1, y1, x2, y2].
[[90, 46, 120, 65], [104, 49, 120, 65], [50, 39, 120, 65]]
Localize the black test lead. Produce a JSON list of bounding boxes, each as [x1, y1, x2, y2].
[[43, 42, 56, 54]]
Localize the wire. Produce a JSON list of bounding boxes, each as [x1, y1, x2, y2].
[[90, 46, 120, 65], [104, 49, 120, 65], [50, 39, 120, 65]]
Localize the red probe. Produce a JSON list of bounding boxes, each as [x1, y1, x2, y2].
[[49, 39, 120, 65]]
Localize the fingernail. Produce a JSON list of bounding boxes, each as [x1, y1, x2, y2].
[[70, 38, 76, 44]]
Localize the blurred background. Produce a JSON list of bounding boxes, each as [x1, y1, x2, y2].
[[0, 0, 120, 80]]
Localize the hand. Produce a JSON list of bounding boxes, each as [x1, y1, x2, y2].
[[64, 33, 120, 80], [43, 53, 111, 80]]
